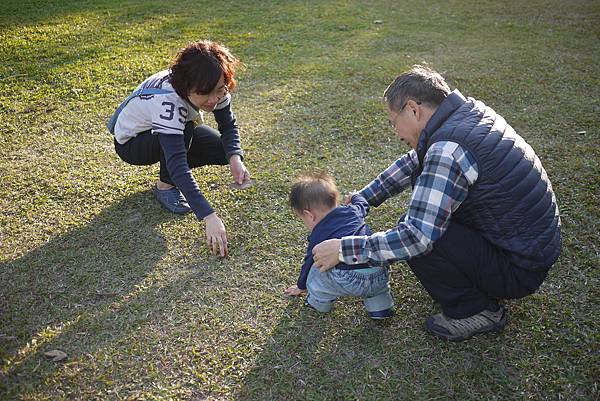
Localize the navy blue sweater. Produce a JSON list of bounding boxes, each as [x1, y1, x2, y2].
[[297, 195, 374, 290]]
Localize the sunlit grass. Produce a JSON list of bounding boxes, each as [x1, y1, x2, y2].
[[1, 0, 598, 400]]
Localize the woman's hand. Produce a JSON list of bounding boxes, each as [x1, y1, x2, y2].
[[204, 213, 228, 257], [229, 154, 250, 185]]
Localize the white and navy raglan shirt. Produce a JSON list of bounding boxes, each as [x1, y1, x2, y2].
[[113, 70, 244, 220]]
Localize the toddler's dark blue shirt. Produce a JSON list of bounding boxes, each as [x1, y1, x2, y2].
[[297, 194, 374, 290]]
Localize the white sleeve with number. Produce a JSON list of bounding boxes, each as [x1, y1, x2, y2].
[[149, 93, 190, 136], [114, 89, 200, 143]]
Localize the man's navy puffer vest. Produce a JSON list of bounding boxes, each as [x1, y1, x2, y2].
[[411, 90, 561, 270]]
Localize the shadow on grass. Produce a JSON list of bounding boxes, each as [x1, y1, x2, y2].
[[234, 270, 598, 401], [233, 296, 433, 401], [232, 269, 593, 401], [0, 191, 172, 385]]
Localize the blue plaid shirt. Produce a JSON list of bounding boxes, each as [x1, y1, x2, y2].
[[339, 141, 478, 265]]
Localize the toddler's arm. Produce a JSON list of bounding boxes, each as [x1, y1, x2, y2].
[[348, 192, 370, 218]]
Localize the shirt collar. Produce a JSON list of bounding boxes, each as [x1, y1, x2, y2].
[[417, 89, 467, 153]]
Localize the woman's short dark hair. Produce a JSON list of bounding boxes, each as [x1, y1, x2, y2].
[[384, 65, 451, 112], [170, 40, 240, 99], [289, 172, 339, 212]]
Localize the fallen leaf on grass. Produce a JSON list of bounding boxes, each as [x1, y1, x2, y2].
[[228, 179, 256, 190], [44, 350, 67, 362]]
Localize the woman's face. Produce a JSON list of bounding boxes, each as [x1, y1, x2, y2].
[[188, 73, 228, 111]]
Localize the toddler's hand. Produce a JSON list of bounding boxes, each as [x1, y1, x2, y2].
[[284, 285, 306, 296], [343, 191, 359, 205]]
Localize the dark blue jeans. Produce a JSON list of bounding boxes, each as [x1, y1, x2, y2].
[[114, 122, 228, 185], [407, 221, 550, 319]]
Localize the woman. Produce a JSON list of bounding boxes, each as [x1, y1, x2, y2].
[[108, 40, 250, 257]]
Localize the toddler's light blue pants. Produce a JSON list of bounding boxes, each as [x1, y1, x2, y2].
[[306, 266, 394, 314]]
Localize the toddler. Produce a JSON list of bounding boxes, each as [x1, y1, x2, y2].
[[285, 172, 394, 318]]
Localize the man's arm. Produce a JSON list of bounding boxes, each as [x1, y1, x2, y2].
[[359, 150, 419, 207], [314, 142, 478, 270]]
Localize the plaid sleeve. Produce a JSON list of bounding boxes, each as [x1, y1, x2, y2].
[[340, 142, 478, 264], [359, 150, 419, 207]]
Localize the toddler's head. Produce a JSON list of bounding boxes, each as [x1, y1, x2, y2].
[[289, 172, 339, 231]]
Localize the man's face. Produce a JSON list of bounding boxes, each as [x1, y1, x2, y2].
[[387, 102, 421, 149]]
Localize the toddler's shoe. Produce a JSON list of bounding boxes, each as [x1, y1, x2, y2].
[[153, 186, 191, 214], [368, 307, 394, 320], [425, 306, 507, 341]]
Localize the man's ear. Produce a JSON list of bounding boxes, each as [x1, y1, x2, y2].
[[408, 99, 427, 122], [407, 99, 419, 116]]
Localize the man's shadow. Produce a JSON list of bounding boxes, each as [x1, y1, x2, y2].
[[0, 191, 172, 381]]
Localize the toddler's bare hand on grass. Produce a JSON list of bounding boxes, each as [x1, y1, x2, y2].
[[284, 285, 306, 296]]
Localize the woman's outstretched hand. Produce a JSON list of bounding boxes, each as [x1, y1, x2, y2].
[[204, 213, 228, 257], [229, 154, 250, 185]]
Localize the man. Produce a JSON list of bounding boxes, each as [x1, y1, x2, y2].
[[312, 66, 561, 341]]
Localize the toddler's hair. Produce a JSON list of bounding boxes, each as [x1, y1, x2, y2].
[[289, 172, 339, 212]]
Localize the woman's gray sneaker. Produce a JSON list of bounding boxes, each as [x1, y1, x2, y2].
[[425, 307, 507, 341], [153, 186, 191, 214]]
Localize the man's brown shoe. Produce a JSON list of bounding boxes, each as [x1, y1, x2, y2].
[[426, 307, 507, 341]]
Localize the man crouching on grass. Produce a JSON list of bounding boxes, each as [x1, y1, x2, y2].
[[312, 66, 561, 341]]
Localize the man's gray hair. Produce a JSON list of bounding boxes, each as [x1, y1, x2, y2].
[[384, 65, 451, 112]]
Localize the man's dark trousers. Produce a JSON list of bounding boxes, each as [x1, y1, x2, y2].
[[407, 221, 549, 319]]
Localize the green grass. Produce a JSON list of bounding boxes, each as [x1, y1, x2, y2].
[[1, 0, 599, 399]]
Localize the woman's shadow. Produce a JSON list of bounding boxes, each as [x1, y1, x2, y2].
[[0, 190, 173, 383]]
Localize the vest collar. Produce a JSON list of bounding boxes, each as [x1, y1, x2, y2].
[[416, 89, 467, 155]]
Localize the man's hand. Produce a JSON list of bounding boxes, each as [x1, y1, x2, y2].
[[312, 239, 342, 272], [204, 213, 228, 257], [229, 154, 250, 185], [284, 285, 306, 296]]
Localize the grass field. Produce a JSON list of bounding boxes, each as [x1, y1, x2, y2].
[[1, 0, 599, 400]]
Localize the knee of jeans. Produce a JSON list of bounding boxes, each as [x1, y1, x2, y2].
[[363, 292, 394, 312], [307, 279, 330, 299], [306, 278, 318, 294], [306, 271, 323, 294], [307, 296, 333, 313], [308, 270, 339, 300]]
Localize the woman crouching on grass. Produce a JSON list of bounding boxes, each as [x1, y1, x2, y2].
[[107, 40, 251, 257]]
